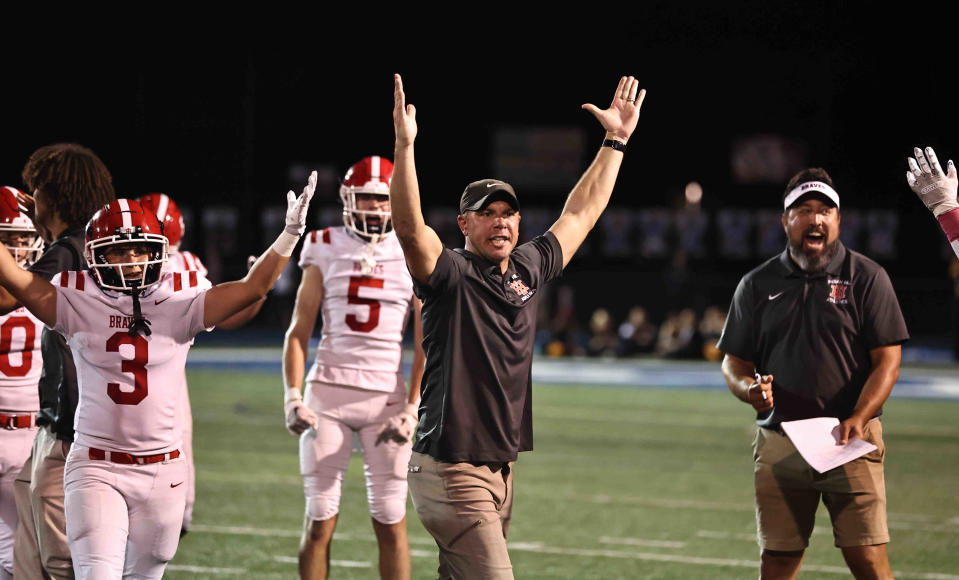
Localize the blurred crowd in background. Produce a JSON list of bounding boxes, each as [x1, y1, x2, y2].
[[534, 284, 728, 362]]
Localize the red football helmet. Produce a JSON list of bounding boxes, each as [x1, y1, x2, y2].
[[339, 156, 393, 238], [85, 199, 169, 291], [137, 192, 184, 248], [0, 186, 43, 266]]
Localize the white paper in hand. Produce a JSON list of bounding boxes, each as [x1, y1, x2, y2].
[[780, 417, 878, 473]]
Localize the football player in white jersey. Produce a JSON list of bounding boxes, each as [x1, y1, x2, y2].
[[283, 156, 424, 580], [0, 186, 44, 580], [137, 192, 264, 535], [0, 173, 315, 580]]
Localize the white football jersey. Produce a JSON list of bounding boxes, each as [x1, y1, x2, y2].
[[0, 307, 43, 412], [167, 250, 208, 278], [299, 228, 414, 392], [52, 270, 211, 454], [157, 249, 212, 424]]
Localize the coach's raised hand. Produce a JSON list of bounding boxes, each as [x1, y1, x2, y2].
[[393, 74, 417, 147], [581, 75, 646, 144], [907, 146, 958, 217]]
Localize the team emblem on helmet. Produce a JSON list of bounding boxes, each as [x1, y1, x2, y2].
[[138, 192, 185, 248], [340, 156, 393, 238], [85, 199, 169, 292], [0, 186, 43, 267]]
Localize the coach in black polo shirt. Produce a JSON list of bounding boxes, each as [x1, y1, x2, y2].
[[718, 168, 908, 579], [388, 73, 646, 578]]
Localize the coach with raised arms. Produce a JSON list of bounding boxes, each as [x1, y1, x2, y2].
[[389, 72, 646, 578]]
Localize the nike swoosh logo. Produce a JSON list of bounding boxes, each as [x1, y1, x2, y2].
[[768, 292, 784, 301], [486, 182, 497, 188], [171, 481, 184, 488], [155, 297, 171, 305]]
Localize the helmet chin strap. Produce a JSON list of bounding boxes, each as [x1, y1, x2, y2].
[[361, 234, 381, 274], [127, 282, 153, 337]]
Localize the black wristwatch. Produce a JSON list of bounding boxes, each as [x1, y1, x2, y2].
[[602, 138, 626, 152]]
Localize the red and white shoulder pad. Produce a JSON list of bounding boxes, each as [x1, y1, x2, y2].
[[54, 271, 91, 292]]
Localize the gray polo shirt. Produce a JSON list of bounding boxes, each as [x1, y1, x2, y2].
[[412, 232, 563, 462], [717, 242, 909, 428]]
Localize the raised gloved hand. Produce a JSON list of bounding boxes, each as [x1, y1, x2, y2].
[[285, 170, 317, 236], [907, 146, 958, 217], [375, 403, 418, 445], [284, 390, 318, 436]]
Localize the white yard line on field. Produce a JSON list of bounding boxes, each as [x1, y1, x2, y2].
[[586, 494, 752, 511], [190, 524, 300, 537], [190, 524, 959, 579], [167, 565, 246, 574], [273, 555, 371, 568], [505, 544, 959, 579], [598, 536, 686, 548]]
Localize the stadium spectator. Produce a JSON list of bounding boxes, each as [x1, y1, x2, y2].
[[617, 305, 657, 356], [655, 308, 701, 359], [544, 285, 588, 357], [586, 308, 618, 357], [698, 305, 727, 362]]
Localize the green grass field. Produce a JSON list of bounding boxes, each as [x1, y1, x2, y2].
[[168, 369, 959, 579]]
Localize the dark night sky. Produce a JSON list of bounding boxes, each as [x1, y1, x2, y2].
[[4, 5, 959, 334]]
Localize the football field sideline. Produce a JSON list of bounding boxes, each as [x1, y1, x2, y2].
[[170, 365, 959, 579], [186, 346, 959, 400], [183, 524, 959, 580]]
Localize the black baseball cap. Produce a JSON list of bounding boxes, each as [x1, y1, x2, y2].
[[459, 179, 520, 214]]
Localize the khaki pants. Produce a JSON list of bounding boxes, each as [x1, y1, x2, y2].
[[408, 452, 514, 580], [13, 427, 73, 580], [754, 418, 888, 550]]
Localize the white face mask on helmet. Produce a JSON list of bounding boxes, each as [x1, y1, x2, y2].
[[85, 199, 169, 293], [339, 156, 394, 239], [0, 186, 43, 267]]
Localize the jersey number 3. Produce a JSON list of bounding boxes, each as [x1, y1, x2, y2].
[[346, 276, 384, 333], [106, 332, 149, 405]]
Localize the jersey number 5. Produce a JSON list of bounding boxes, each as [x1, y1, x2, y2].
[[346, 276, 384, 333], [0, 316, 36, 377], [106, 332, 149, 405]]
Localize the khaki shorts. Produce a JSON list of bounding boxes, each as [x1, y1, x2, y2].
[[407, 452, 514, 580], [754, 418, 888, 550]]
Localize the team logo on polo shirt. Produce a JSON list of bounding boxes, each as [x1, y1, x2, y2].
[[508, 274, 535, 302], [827, 278, 850, 304]]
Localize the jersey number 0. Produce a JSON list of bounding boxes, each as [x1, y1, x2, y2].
[[0, 316, 36, 377]]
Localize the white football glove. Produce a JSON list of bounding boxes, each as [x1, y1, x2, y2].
[[272, 171, 317, 257], [284, 391, 319, 436], [375, 403, 418, 445], [285, 170, 317, 236], [907, 146, 958, 217]]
